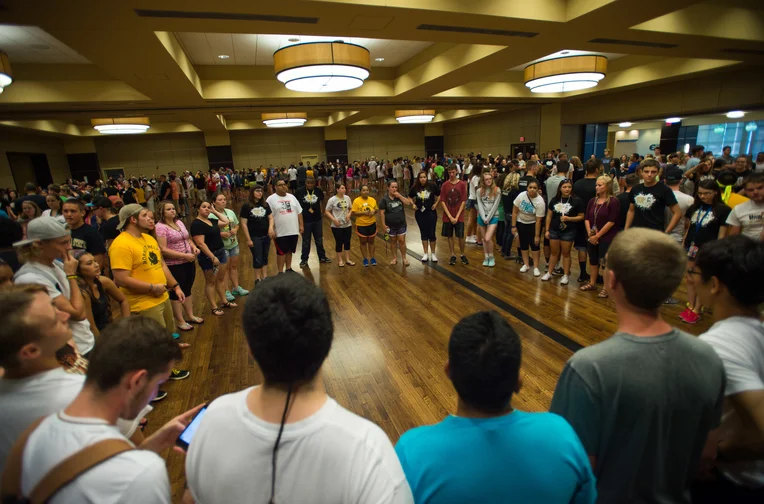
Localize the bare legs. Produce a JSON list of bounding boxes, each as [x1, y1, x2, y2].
[[390, 235, 409, 265], [482, 224, 497, 257], [226, 254, 240, 291]]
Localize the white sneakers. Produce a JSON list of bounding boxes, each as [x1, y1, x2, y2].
[[519, 265, 529, 273], [465, 235, 477, 244], [421, 255, 428, 263], [541, 272, 551, 281], [560, 275, 570, 285], [533, 268, 541, 277], [422, 253, 438, 263], [430, 253, 438, 262]]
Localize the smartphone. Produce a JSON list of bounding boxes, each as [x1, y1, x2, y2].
[[175, 404, 208, 450]]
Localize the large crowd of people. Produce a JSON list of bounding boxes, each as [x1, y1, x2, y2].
[[0, 145, 762, 503]]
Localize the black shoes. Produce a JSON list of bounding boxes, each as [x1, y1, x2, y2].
[[460, 255, 469, 265], [170, 369, 190, 380], [319, 257, 332, 263], [152, 390, 168, 402], [300, 260, 309, 267], [449, 255, 457, 265], [553, 267, 564, 276]]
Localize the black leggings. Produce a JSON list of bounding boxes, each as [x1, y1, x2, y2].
[[517, 222, 540, 251], [331, 226, 352, 252], [415, 210, 437, 242]]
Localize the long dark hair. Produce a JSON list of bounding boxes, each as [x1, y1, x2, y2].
[[249, 185, 265, 207], [690, 179, 724, 217], [411, 170, 430, 191]]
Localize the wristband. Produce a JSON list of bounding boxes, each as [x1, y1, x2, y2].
[[66, 275, 78, 280], [169, 284, 179, 290]]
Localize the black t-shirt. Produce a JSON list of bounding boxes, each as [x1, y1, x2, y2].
[[379, 194, 406, 228], [190, 219, 224, 252], [548, 196, 585, 230], [70, 223, 106, 255], [12, 194, 49, 213], [544, 159, 556, 171], [734, 169, 752, 191], [99, 215, 120, 242], [571, 164, 586, 184], [122, 187, 137, 205], [104, 187, 119, 196], [629, 183, 678, 231], [194, 175, 206, 190], [408, 183, 440, 214], [294, 186, 324, 223], [616, 192, 631, 230], [159, 181, 171, 199], [240, 203, 272, 238], [573, 178, 597, 207], [297, 166, 308, 184], [684, 203, 732, 249], [518, 176, 539, 194]]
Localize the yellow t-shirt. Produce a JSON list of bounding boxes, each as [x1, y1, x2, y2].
[[109, 232, 168, 312], [352, 196, 378, 227], [726, 192, 749, 209], [134, 187, 146, 204]]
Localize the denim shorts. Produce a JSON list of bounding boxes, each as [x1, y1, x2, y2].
[[548, 227, 577, 242], [225, 244, 240, 258], [198, 247, 227, 271]]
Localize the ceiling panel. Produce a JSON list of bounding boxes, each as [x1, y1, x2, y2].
[[0, 24, 90, 64], [175, 32, 433, 67], [508, 50, 627, 71]]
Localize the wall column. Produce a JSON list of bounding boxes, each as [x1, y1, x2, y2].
[[324, 126, 348, 164], [540, 103, 562, 154], [424, 123, 444, 160]]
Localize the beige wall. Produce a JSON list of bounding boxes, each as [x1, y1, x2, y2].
[[560, 125, 583, 157], [443, 107, 541, 156], [95, 133, 208, 180], [231, 128, 326, 169], [347, 125, 425, 161], [0, 128, 70, 190]]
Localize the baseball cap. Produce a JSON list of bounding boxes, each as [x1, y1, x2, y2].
[[13, 216, 70, 247], [117, 203, 144, 230], [665, 167, 683, 183]]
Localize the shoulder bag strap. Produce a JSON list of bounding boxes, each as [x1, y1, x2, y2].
[[0, 417, 45, 499]]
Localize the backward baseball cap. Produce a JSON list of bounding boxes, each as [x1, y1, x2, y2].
[[117, 203, 145, 230], [13, 216, 70, 247]]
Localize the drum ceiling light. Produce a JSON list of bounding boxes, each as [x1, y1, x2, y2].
[[262, 112, 308, 128], [274, 41, 370, 93], [91, 117, 150, 134], [395, 110, 435, 124], [524, 55, 607, 93], [0, 52, 13, 94]]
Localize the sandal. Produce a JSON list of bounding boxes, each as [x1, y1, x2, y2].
[[580, 284, 597, 292], [346, 260, 355, 266], [403, 260, 410, 266], [188, 316, 204, 324], [177, 323, 193, 331], [338, 261, 345, 267], [212, 307, 224, 316], [598, 288, 609, 298], [222, 301, 238, 309]]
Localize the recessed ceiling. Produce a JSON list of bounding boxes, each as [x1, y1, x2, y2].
[[509, 50, 626, 71], [0, 24, 90, 64], [175, 33, 432, 67]]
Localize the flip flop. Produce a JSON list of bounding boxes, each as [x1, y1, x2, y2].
[[338, 261, 345, 267], [188, 316, 204, 324], [598, 288, 609, 298], [579, 284, 597, 292], [212, 307, 224, 316], [177, 323, 193, 331], [346, 260, 356, 266]]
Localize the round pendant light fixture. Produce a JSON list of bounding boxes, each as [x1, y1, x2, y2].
[[726, 110, 745, 119], [524, 55, 607, 93], [618, 122, 632, 128], [274, 41, 370, 93], [665, 117, 682, 124], [395, 110, 435, 124], [0, 52, 14, 94], [91, 117, 150, 134], [262, 112, 308, 128], [713, 124, 725, 134], [745, 121, 758, 133]]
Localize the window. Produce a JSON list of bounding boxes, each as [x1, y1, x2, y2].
[[583, 123, 608, 159], [695, 121, 763, 156]]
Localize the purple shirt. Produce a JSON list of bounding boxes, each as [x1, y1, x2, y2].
[[585, 197, 620, 243], [155, 220, 192, 266]]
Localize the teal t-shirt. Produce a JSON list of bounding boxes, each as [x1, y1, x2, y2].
[[395, 411, 596, 504], [209, 208, 239, 250]]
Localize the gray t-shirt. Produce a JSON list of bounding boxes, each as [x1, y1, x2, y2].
[[550, 329, 725, 503]]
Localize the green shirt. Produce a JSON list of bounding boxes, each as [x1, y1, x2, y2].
[[434, 165, 445, 180], [209, 208, 239, 250]]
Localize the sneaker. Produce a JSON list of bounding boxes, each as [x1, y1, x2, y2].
[[682, 310, 701, 324], [533, 268, 541, 277], [170, 369, 190, 380], [171, 332, 181, 340], [449, 255, 457, 265], [482, 257, 490, 266], [664, 297, 679, 305], [465, 236, 477, 244], [430, 253, 438, 263], [225, 290, 235, 302], [363, 258, 369, 267], [370, 258, 377, 266], [560, 275, 570, 285], [678, 307, 691, 319], [422, 254, 428, 263], [488, 256, 495, 267], [460, 255, 469, 265], [152, 390, 168, 402], [545, 264, 549, 272], [519, 265, 529, 273], [233, 286, 249, 296], [299, 260, 309, 267], [319, 257, 332, 264], [541, 272, 551, 281], [553, 267, 564, 276]]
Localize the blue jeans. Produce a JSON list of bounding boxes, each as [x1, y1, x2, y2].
[[250, 236, 270, 269], [301, 219, 327, 261]]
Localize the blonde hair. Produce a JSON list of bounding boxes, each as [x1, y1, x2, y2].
[[502, 172, 520, 192], [479, 172, 498, 197], [596, 175, 615, 198], [570, 156, 582, 168]]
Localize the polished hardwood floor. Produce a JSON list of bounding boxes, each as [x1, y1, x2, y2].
[[144, 194, 713, 502]]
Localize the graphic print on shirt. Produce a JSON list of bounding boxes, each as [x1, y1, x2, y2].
[[446, 187, 461, 208], [387, 200, 402, 211], [249, 206, 267, 218], [634, 192, 657, 210], [553, 201, 573, 215], [71, 237, 87, 250], [303, 193, 319, 205], [690, 209, 716, 228], [275, 199, 293, 214], [416, 189, 431, 202], [519, 198, 536, 214]]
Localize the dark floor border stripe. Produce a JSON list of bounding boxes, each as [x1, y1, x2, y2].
[[375, 235, 583, 353]]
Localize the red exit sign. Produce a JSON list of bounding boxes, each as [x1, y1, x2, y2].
[[519, 136, 525, 142]]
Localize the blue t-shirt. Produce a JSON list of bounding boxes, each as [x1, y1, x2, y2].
[[627, 161, 641, 174], [395, 411, 596, 504]]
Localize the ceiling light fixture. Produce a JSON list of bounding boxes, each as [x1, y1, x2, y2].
[[91, 117, 150, 134], [273, 41, 370, 93], [217, 54, 230, 59], [0, 52, 14, 94], [288, 38, 300, 43], [745, 121, 758, 132], [375, 57, 385, 62], [618, 122, 632, 128], [665, 117, 681, 124], [524, 55, 607, 93], [262, 112, 307, 128], [395, 110, 435, 124], [726, 110, 745, 119]]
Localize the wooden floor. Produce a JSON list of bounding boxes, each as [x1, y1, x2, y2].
[[146, 194, 713, 502]]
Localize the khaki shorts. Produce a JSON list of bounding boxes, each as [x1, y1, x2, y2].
[[134, 297, 174, 331]]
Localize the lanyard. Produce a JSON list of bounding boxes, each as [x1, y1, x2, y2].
[[695, 206, 712, 233]]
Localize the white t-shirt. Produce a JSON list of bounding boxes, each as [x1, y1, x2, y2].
[[265, 193, 303, 237], [726, 200, 764, 239], [667, 189, 695, 243], [40, 210, 66, 223], [325, 195, 352, 228], [186, 388, 413, 504], [700, 317, 764, 487], [14, 261, 95, 355], [513, 192, 546, 224], [468, 175, 480, 200], [0, 368, 149, 476], [22, 413, 169, 504], [288, 168, 298, 181]]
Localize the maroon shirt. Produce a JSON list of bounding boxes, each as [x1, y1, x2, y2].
[[585, 197, 620, 243], [440, 179, 467, 223]]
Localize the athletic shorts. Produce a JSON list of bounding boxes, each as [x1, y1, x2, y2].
[[387, 226, 407, 237], [274, 235, 299, 255], [442, 221, 464, 238], [477, 215, 499, 227], [357, 223, 377, 238]]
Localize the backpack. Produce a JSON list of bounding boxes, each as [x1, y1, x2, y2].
[[0, 418, 133, 504]]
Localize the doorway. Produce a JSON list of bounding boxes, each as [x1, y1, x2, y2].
[[510, 143, 536, 160], [7, 152, 52, 191]]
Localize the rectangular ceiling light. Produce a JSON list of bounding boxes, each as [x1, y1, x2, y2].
[[417, 24, 538, 38], [588, 38, 678, 49], [134, 9, 318, 24]]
